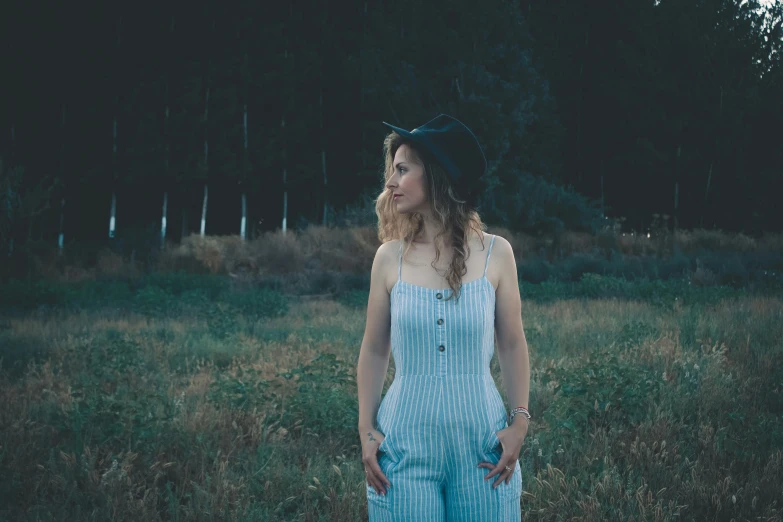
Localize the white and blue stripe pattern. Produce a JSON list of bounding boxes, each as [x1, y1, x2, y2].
[[367, 234, 522, 521]]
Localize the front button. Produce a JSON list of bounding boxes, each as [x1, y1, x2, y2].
[[436, 292, 443, 299], [437, 318, 444, 325], [438, 345, 445, 352]]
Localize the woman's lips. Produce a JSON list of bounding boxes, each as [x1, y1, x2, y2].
[[394, 195, 402, 200]]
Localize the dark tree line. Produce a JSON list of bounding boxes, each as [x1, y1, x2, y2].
[[1, 0, 781, 256], [523, 0, 783, 233]]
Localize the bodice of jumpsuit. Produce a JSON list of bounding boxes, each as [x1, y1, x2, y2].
[[374, 236, 515, 482]]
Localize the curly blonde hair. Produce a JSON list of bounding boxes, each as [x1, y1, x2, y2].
[[374, 130, 487, 302]]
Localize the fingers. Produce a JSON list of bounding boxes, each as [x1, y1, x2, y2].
[[364, 455, 390, 495], [366, 465, 390, 495], [477, 461, 498, 480], [492, 467, 512, 489], [478, 459, 515, 489]]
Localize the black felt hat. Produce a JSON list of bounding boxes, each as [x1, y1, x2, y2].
[[382, 114, 487, 205]]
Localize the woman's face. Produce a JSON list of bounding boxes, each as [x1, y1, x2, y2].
[[387, 144, 428, 214]]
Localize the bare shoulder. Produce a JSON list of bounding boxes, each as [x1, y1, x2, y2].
[[487, 234, 517, 290], [362, 240, 398, 356], [490, 233, 514, 258], [379, 238, 402, 255], [373, 239, 402, 294]]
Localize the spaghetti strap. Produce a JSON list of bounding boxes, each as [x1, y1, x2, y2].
[[398, 240, 403, 281], [483, 234, 496, 277]]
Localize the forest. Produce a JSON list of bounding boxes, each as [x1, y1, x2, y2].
[[1, 0, 781, 266]]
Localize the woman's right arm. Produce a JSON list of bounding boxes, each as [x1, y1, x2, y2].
[[356, 242, 393, 434]]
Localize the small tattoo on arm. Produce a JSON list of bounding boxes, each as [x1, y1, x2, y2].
[[367, 432, 377, 442]]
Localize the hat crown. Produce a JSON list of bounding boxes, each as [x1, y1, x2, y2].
[[382, 114, 487, 190]]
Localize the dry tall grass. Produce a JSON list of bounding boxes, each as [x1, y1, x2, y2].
[[7, 226, 778, 283], [1, 292, 781, 520]]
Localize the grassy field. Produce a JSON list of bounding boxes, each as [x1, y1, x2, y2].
[[1, 275, 782, 521]]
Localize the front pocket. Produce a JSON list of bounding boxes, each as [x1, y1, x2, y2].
[[490, 430, 501, 453], [483, 429, 502, 454], [378, 432, 401, 464]]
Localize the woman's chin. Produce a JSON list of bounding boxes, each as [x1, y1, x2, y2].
[[394, 200, 424, 214]]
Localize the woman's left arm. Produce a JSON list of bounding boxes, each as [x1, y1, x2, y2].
[[492, 236, 530, 438]]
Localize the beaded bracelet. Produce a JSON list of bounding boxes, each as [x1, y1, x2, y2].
[[509, 406, 531, 425]]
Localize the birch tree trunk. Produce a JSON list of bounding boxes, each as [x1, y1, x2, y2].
[[200, 184, 208, 236], [58, 197, 65, 252], [674, 181, 679, 229], [702, 159, 713, 228], [281, 8, 291, 235], [109, 113, 117, 239], [240, 193, 247, 239], [181, 207, 188, 240], [361, 2, 367, 173], [200, 11, 213, 238], [57, 103, 66, 255], [319, 2, 329, 226], [8, 123, 16, 256], [161, 16, 174, 250], [9, 124, 15, 166], [240, 44, 249, 240], [577, 29, 589, 184], [200, 100, 209, 238], [109, 188, 117, 239], [240, 102, 247, 239], [161, 191, 168, 249], [321, 84, 328, 226], [109, 17, 122, 240], [674, 143, 681, 230], [5, 184, 12, 258], [282, 116, 288, 235]]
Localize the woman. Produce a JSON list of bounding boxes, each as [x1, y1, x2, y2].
[[356, 114, 531, 521]]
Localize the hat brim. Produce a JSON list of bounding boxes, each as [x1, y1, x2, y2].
[[382, 122, 428, 151]]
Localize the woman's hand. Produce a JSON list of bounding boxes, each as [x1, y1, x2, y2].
[[361, 428, 391, 495], [477, 420, 528, 489]]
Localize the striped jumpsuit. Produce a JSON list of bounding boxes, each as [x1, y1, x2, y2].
[[367, 234, 522, 521]]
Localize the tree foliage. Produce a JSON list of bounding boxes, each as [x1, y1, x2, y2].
[[1, 0, 781, 247]]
